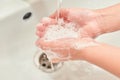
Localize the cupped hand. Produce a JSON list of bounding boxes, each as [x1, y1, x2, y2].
[[36, 8, 102, 38], [36, 8, 101, 62], [36, 37, 98, 63]]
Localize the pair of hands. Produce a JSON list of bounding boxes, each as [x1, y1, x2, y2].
[[36, 8, 102, 62]]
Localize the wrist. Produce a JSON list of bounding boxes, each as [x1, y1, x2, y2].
[[72, 41, 101, 60], [95, 4, 120, 34], [94, 9, 108, 34], [79, 42, 104, 61]]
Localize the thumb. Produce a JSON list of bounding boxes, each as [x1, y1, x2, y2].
[[50, 8, 69, 21]]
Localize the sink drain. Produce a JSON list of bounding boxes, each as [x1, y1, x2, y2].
[[34, 50, 63, 73], [23, 12, 32, 20]]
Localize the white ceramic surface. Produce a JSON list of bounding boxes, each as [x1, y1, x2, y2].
[[0, 0, 120, 80]]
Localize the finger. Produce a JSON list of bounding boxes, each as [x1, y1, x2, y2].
[[36, 23, 46, 38], [50, 8, 69, 21], [36, 23, 45, 32], [36, 17, 57, 37], [36, 30, 45, 38], [41, 17, 57, 26], [37, 17, 56, 31], [36, 38, 71, 56]]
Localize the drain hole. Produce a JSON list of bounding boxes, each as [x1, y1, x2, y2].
[[42, 63, 46, 67], [42, 59, 46, 61], [47, 65, 51, 69], [23, 12, 32, 20], [34, 52, 63, 73]]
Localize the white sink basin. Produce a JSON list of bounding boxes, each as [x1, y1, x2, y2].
[[0, 0, 120, 80]]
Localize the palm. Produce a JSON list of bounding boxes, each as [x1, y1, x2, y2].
[[66, 8, 100, 38]]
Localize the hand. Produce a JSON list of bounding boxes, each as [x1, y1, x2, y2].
[[37, 4, 120, 77], [36, 8, 101, 62], [36, 37, 98, 63], [36, 8, 102, 38]]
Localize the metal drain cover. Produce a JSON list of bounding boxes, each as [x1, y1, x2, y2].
[[34, 50, 63, 73]]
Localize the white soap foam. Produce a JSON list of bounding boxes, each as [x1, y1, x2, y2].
[[41, 19, 79, 61], [43, 19, 79, 41], [73, 39, 99, 50], [41, 19, 98, 61]]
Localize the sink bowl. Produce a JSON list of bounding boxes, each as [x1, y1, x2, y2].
[[0, 0, 120, 80]]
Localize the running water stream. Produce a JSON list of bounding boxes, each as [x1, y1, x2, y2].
[[56, 0, 63, 23]]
